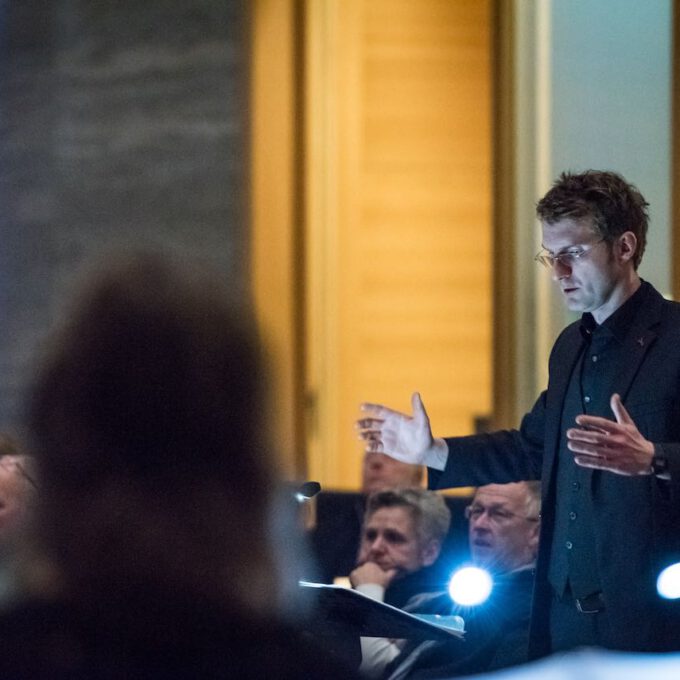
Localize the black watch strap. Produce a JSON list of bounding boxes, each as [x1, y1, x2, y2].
[[651, 455, 669, 477]]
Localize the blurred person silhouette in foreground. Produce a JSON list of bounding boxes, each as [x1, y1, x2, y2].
[[0, 251, 356, 679]]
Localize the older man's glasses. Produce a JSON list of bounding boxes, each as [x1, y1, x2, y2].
[[534, 238, 606, 269], [464, 504, 539, 525]]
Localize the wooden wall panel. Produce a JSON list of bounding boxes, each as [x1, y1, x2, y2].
[[251, 0, 303, 476], [306, 0, 493, 488]]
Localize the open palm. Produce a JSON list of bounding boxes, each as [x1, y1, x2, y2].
[[357, 392, 434, 464]]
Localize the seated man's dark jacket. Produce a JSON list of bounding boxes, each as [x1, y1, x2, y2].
[[386, 566, 534, 678], [383, 564, 450, 610]]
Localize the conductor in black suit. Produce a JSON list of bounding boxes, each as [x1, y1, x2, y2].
[[357, 170, 680, 657]]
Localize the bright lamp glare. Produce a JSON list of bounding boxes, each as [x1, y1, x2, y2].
[[448, 566, 493, 606], [657, 562, 680, 599]]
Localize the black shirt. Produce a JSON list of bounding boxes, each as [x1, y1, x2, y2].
[[549, 282, 652, 599]]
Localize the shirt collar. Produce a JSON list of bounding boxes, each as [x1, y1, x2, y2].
[[579, 280, 649, 343]]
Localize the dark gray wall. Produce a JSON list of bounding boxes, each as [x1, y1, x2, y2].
[[0, 0, 249, 428]]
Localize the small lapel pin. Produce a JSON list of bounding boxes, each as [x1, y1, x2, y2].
[[636, 337, 645, 347]]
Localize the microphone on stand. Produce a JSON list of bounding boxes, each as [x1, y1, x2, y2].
[[295, 481, 321, 502]]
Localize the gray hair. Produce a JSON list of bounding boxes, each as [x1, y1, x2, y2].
[[365, 488, 451, 546], [523, 481, 542, 519]]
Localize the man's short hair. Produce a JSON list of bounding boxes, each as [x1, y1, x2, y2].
[[536, 170, 649, 269], [365, 488, 451, 547], [520, 480, 541, 520]]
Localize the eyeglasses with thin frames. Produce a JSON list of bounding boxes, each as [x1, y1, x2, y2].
[[464, 504, 539, 525], [534, 238, 606, 269]]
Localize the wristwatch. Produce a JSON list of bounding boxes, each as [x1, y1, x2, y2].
[[650, 454, 669, 478]]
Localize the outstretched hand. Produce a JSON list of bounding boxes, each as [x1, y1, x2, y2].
[[566, 393, 654, 476], [356, 392, 434, 465]]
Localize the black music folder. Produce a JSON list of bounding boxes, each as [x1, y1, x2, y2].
[[299, 581, 465, 642]]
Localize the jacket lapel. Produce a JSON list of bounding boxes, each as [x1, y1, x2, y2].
[[611, 293, 662, 402], [542, 324, 586, 491]]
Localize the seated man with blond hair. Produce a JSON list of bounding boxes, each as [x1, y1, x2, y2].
[[349, 487, 452, 677], [308, 453, 469, 585]]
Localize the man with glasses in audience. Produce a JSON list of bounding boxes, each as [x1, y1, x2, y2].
[[465, 482, 540, 576], [385, 482, 540, 679], [357, 170, 680, 657]]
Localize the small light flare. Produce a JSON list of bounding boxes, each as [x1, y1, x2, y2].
[[448, 566, 493, 606]]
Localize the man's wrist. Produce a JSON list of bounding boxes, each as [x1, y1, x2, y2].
[[422, 438, 448, 471], [650, 451, 670, 479]]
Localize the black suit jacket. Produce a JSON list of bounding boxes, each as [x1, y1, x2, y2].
[[428, 282, 680, 656]]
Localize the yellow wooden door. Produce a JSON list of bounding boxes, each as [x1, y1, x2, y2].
[[304, 0, 493, 489], [252, 0, 493, 488]]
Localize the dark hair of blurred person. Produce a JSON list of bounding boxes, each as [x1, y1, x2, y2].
[[28, 251, 275, 610], [0, 251, 356, 679]]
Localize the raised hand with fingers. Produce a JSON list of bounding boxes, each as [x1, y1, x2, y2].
[[566, 393, 655, 476], [356, 392, 434, 465]]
